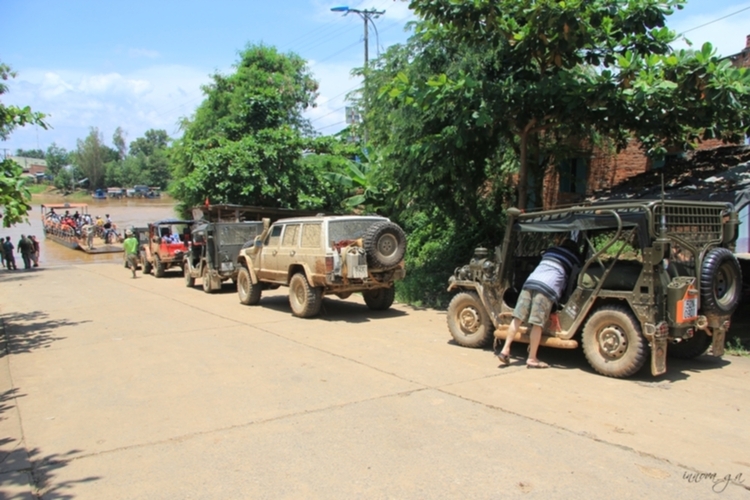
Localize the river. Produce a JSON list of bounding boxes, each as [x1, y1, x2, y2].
[[1, 194, 179, 267]]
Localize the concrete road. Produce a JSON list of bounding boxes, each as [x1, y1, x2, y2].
[[1, 263, 749, 499]]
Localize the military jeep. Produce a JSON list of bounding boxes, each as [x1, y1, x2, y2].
[[447, 200, 742, 378], [141, 219, 194, 277], [236, 215, 407, 318], [184, 221, 264, 293]]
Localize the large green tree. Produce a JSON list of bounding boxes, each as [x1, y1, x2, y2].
[[1, 62, 47, 227], [45, 143, 69, 176], [171, 44, 342, 211], [388, 0, 750, 208], [75, 127, 117, 189]]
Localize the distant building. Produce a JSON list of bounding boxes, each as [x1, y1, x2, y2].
[[9, 156, 47, 178]]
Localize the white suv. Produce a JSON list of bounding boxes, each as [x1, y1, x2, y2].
[[236, 215, 407, 317]]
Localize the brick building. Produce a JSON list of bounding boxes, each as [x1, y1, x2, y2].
[[9, 156, 47, 178], [541, 35, 750, 209]]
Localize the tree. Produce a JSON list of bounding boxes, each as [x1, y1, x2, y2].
[[15, 148, 45, 159], [390, 0, 750, 208], [129, 129, 172, 188], [171, 44, 339, 211], [112, 126, 127, 161], [1, 62, 47, 227], [45, 143, 69, 176], [75, 127, 116, 189]]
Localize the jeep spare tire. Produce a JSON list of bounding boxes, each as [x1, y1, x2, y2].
[[363, 221, 406, 269], [700, 247, 742, 316]]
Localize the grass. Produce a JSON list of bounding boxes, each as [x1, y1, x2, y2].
[[26, 184, 50, 194], [725, 337, 750, 357]]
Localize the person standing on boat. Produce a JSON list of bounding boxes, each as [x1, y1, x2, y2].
[[82, 222, 95, 250], [17, 235, 33, 270], [123, 229, 139, 278], [3, 237, 15, 270]]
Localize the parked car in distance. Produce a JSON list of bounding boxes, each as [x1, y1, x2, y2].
[[236, 215, 407, 317], [184, 221, 265, 293], [141, 219, 194, 277]]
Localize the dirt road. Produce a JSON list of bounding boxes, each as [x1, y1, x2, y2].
[[1, 263, 749, 499]]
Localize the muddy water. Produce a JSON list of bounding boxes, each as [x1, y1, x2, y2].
[[1, 195, 179, 268]]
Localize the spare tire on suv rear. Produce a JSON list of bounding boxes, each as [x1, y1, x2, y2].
[[363, 221, 406, 269]]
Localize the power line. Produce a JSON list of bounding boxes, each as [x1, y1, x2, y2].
[[680, 5, 750, 34]]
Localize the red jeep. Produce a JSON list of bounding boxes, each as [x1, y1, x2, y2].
[[141, 219, 194, 277]]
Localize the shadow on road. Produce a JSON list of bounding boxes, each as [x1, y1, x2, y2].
[[1, 311, 91, 356], [253, 294, 408, 323]]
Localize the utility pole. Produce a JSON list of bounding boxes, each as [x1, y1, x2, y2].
[[331, 5, 385, 144]]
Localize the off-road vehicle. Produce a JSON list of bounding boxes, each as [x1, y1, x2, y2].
[[236, 215, 407, 317], [447, 200, 742, 378], [141, 219, 194, 277], [184, 221, 264, 293]]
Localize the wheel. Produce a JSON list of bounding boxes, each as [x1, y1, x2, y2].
[[363, 221, 407, 269], [447, 292, 493, 348], [668, 330, 711, 359], [142, 254, 152, 274], [202, 266, 216, 293], [237, 266, 261, 305], [581, 305, 647, 378], [154, 255, 165, 278], [184, 262, 195, 288], [700, 248, 742, 316], [288, 272, 322, 318], [363, 287, 395, 311]]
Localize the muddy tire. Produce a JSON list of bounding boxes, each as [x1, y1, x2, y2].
[[184, 262, 195, 288], [288, 273, 322, 318], [142, 254, 152, 275], [447, 292, 493, 348], [363, 287, 395, 311], [363, 221, 406, 269], [237, 266, 261, 305], [668, 330, 711, 359], [582, 305, 647, 378], [202, 266, 216, 294], [154, 255, 165, 278], [700, 248, 742, 316]]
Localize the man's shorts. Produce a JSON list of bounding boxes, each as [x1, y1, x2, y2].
[[512, 289, 553, 327], [126, 254, 138, 268]]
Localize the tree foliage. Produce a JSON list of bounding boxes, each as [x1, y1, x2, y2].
[[171, 44, 343, 211], [1, 61, 47, 227], [74, 127, 116, 189], [388, 0, 750, 208], [45, 143, 70, 176]]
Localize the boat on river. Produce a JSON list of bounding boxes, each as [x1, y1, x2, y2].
[[41, 203, 124, 254]]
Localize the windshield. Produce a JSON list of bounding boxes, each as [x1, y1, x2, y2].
[[218, 224, 262, 245]]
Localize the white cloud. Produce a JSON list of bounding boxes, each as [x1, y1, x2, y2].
[[128, 48, 160, 59]]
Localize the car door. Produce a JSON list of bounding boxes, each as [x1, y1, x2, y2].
[[277, 223, 301, 281], [256, 224, 284, 282]]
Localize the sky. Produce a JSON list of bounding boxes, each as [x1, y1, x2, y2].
[[1, 0, 749, 156]]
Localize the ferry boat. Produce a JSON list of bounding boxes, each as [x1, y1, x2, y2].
[[41, 203, 124, 254]]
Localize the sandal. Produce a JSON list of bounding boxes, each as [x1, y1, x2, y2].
[[526, 361, 550, 369], [497, 353, 510, 366]]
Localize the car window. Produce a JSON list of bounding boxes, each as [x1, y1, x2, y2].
[[328, 219, 382, 245], [266, 225, 282, 246], [301, 223, 321, 248], [282, 224, 300, 247]]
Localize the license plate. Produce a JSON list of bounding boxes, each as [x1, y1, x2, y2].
[[680, 298, 698, 322], [351, 264, 368, 279]]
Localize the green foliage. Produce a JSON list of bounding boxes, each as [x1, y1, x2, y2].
[[45, 143, 69, 176], [171, 44, 342, 211], [74, 127, 118, 189], [0, 61, 47, 227], [15, 148, 45, 159]]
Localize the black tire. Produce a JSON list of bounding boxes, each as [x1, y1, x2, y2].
[[363, 221, 406, 269], [668, 330, 711, 359], [447, 292, 494, 348], [142, 254, 152, 275], [202, 266, 215, 293], [154, 255, 165, 278], [184, 262, 195, 288], [582, 305, 647, 378], [700, 247, 742, 316], [288, 273, 322, 318], [237, 266, 261, 305], [363, 287, 395, 310]]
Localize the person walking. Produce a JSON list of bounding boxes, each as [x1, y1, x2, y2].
[[17, 235, 33, 270], [123, 229, 139, 278], [29, 235, 40, 267], [496, 239, 581, 369], [3, 236, 17, 270], [0, 236, 5, 269]]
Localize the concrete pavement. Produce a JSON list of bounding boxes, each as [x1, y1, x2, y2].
[[1, 263, 749, 498]]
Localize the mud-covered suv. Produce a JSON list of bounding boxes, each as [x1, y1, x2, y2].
[[447, 200, 742, 378], [236, 215, 407, 317]]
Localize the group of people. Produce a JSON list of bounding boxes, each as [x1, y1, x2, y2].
[[1, 234, 40, 270], [45, 208, 120, 248]]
